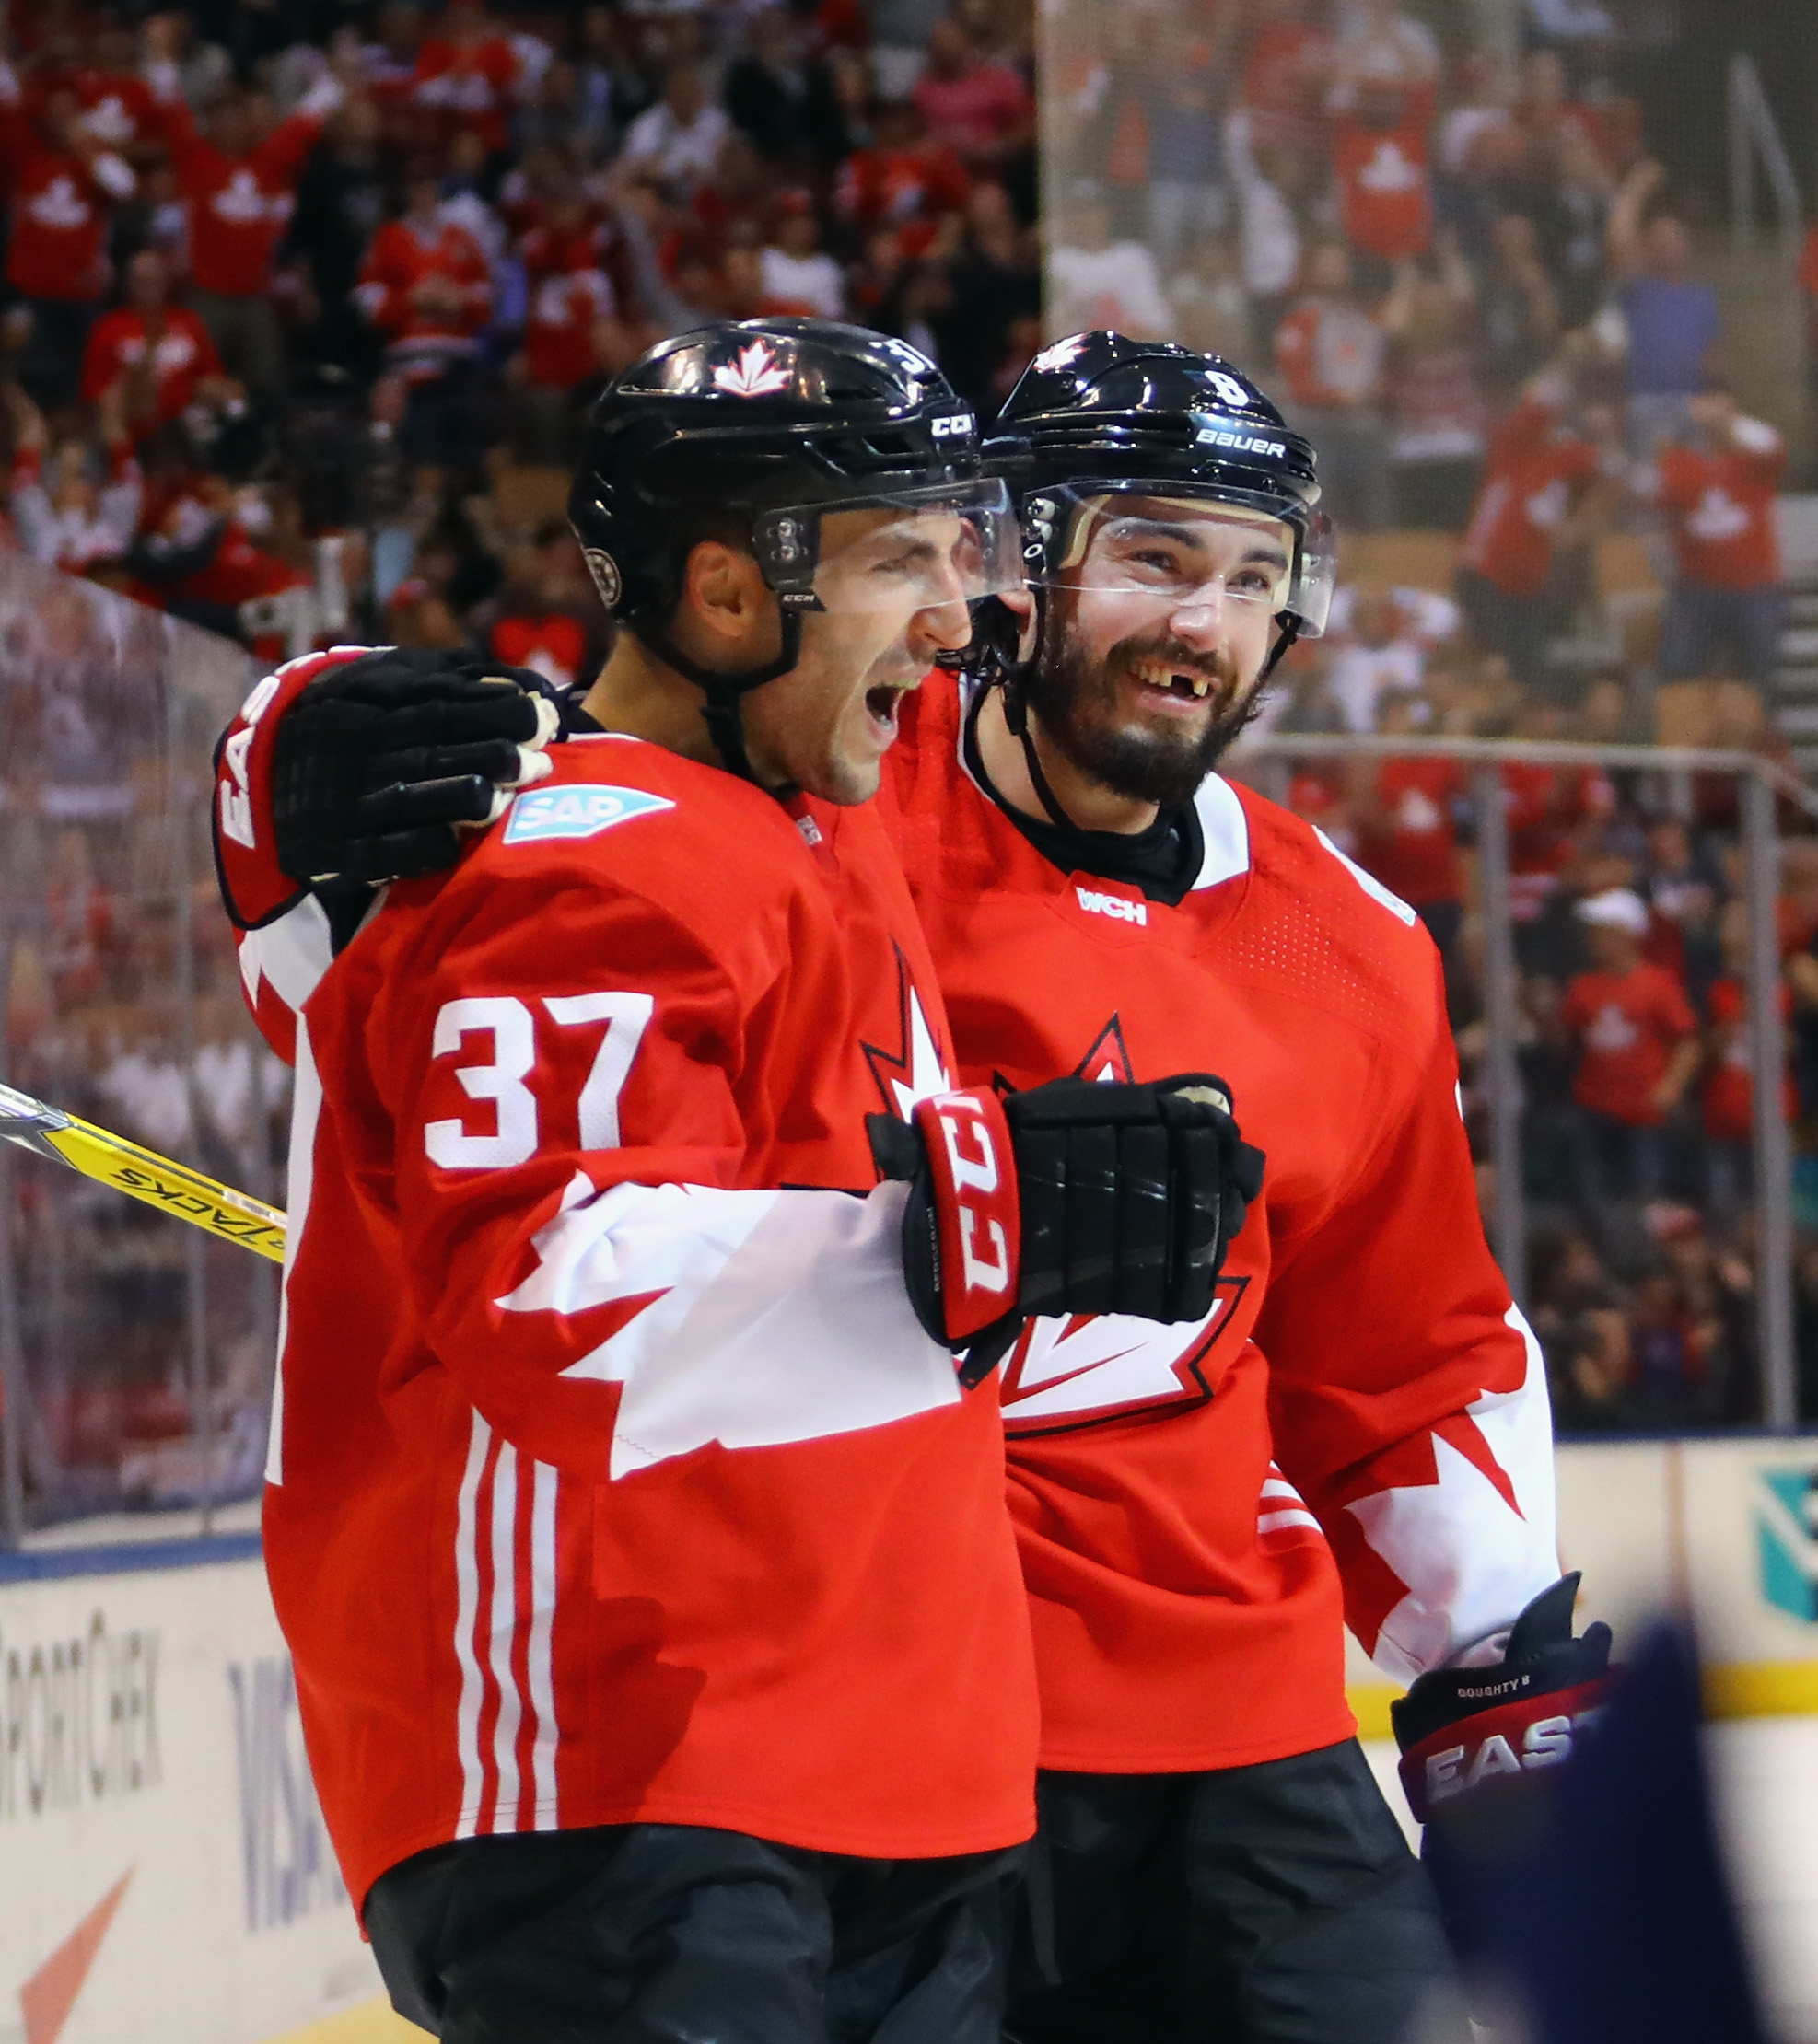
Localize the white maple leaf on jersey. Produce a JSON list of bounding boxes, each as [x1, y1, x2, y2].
[[1344, 1307, 1560, 1682], [495, 1170, 958, 1478], [1687, 486, 1749, 542], [888, 988, 952, 1117], [1001, 1292, 1235, 1428], [1357, 140, 1420, 192], [712, 340, 792, 398]]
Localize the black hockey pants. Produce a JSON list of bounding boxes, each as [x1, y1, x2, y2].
[[364, 1821, 1021, 2044], [1005, 1739, 1467, 2044]]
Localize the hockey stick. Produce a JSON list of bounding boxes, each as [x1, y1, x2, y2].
[[0, 1080, 287, 1263]]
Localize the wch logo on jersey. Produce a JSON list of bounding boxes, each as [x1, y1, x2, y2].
[[1755, 1467, 1818, 1623], [1075, 886, 1148, 927], [504, 785, 676, 846]]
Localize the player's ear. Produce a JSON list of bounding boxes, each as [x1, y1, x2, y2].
[[679, 540, 775, 655], [1000, 585, 1037, 663]]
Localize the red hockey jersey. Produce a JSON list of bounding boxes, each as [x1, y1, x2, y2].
[[880, 679, 1560, 1771], [221, 657, 1038, 1907]]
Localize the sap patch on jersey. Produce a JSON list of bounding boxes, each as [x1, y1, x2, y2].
[[504, 784, 676, 844]]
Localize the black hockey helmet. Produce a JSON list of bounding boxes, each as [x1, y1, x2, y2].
[[569, 316, 1019, 781], [978, 331, 1333, 691]]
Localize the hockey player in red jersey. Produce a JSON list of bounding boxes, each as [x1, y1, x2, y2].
[[889, 334, 1609, 2039], [212, 319, 1263, 2044], [220, 331, 1609, 2041]]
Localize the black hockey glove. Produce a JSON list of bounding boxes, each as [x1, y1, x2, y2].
[[868, 1074, 1264, 1387], [272, 647, 566, 888], [1392, 1574, 1614, 1960]]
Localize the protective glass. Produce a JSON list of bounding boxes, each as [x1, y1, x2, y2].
[[758, 479, 1023, 618], [1034, 493, 1299, 614]]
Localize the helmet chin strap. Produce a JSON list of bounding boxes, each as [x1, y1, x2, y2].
[[1005, 686, 1090, 834], [1257, 612, 1302, 684], [630, 610, 805, 790], [989, 590, 1092, 833]]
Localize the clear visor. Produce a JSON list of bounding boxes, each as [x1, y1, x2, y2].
[[1034, 494, 1299, 616], [766, 478, 1023, 619]]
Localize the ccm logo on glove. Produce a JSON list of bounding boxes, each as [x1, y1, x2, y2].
[[915, 1090, 1020, 1334]]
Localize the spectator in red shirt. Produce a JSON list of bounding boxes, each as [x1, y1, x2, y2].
[[146, 19, 342, 393], [1346, 686, 1465, 963], [0, 75, 135, 410], [1454, 376, 1606, 686], [1502, 699, 1615, 946], [1241, 0, 1333, 155], [80, 250, 233, 442], [912, 18, 1031, 174], [412, 0, 537, 156], [1272, 239, 1390, 529], [355, 165, 494, 472], [470, 520, 609, 691], [834, 98, 970, 260], [1331, 82, 1432, 274], [1561, 887, 1700, 1207], [1702, 900, 1793, 1230], [510, 195, 637, 460], [58, 24, 163, 168], [1643, 389, 1787, 688]]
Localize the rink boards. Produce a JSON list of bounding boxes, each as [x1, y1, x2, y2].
[[6, 1435, 1818, 2044]]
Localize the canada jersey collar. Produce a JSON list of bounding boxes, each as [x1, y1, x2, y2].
[[950, 674, 1253, 910]]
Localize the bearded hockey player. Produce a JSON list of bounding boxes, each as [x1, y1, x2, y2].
[[219, 329, 1609, 2043], [886, 332, 1611, 2042], [212, 320, 1264, 2044]]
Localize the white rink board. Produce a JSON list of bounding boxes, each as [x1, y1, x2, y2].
[[0, 1547, 383, 2044], [6, 1432, 1818, 2042]]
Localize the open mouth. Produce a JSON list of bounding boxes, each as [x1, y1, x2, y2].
[[1130, 659, 1219, 707], [865, 680, 914, 737]]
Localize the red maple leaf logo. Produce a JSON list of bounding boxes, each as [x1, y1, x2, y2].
[[712, 340, 792, 398]]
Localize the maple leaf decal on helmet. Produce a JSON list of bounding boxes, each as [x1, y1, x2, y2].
[[713, 340, 793, 398]]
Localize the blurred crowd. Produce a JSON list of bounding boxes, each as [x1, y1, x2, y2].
[[0, 0, 1047, 677], [1232, 658, 1816, 1435], [1, 0, 1817, 1503]]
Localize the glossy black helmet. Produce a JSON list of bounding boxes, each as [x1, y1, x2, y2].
[[985, 330, 1333, 648], [568, 318, 1014, 777]]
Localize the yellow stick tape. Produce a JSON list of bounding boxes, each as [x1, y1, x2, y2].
[[0, 1096, 290, 1262], [44, 1121, 288, 1261]]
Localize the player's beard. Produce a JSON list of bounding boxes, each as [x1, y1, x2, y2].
[[1022, 620, 1261, 809]]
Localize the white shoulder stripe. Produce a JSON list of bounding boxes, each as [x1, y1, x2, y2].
[[1191, 775, 1252, 891], [1312, 827, 1418, 927], [266, 1017, 322, 1488], [239, 894, 335, 1016]]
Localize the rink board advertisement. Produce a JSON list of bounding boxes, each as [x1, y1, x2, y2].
[[6, 1436, 1818, 2043], [0, 1546, 384, 2044]]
